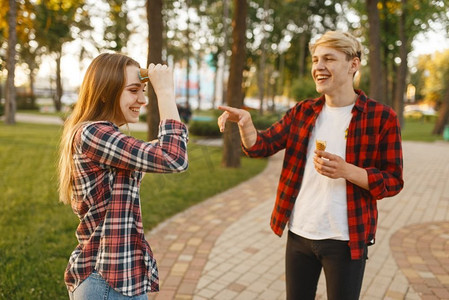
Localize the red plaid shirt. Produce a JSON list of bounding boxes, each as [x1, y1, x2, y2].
[[244, 90, 403, 259], [65, 119, 188, 296]]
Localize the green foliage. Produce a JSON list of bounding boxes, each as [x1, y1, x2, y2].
[[104, 0, 130, 51], [290, 76, 319, 101], [188, 120, 221, 137], [413, 50, 449, 104], [16, 94, 38, 110], [251, 111, 283, 130], [0, 122, 267, 299]]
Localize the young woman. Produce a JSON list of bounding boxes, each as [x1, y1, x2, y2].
[[58, 53, 188, 299]]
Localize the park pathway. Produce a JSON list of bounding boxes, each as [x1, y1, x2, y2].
[[147, 140, 449, 300], [9, 113, 449, 299]]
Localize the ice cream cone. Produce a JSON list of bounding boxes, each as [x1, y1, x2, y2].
[[315, 139, 326, 151], [139, 68, 149, 83]]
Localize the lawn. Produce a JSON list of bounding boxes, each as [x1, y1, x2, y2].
[[401, 118, 443, 142], [0, 122, 267, 299], [0, 117, 445, 299]]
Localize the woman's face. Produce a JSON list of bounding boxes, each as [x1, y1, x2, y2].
[[116, 65, 147, 125]]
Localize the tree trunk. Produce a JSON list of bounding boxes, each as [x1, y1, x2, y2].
[[432, 86, 449, 135], [221, 0, 230, 105], [257, 0, 269, 115], [54, 51, 63, 112], [381, 0, 392, 107], [185, 0, 191, 109], [212, 61, 218, 109], [257, 47, 266, 115], [222, 0, 247, 168], [29, 71, 36, 109], [298, 33, 307, 78], [196, 54, 201, 111], [146, 0, 163, 140], [367, 0, 386, 102], [393, 0, 407, 127], [5, 0, 17, 125]]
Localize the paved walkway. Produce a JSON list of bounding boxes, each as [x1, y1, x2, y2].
[[10, 114, 449, 299], [147, 141, 449, 300]]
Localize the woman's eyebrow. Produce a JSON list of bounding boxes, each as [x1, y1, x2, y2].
[[125, 83, 142, 88]]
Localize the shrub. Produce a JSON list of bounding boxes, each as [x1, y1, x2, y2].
[[189, 120, 221, 137], [251, 111, 283, 130], [290, 76, 318, 101]]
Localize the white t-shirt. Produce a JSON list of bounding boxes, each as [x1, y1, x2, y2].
[[288, 102, 354, 241]]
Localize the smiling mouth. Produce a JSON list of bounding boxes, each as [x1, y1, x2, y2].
[[130, 108, 140, 112], [316, 75, 330, 83]]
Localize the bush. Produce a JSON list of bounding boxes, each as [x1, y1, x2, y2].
[[16, 94, 39, 110], [0, 102, 3, 116], [251, 111, 283, 130], [290, 76, 318, 101], [188, 120, 221, 137]]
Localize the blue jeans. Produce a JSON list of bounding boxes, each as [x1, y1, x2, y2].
[[68, 271, 148, 300], [286, 231, 367, 300]]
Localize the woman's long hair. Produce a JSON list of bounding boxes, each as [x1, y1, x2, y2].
[[58, 53, 140, 204]]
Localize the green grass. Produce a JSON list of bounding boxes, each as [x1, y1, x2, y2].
[[0, 122, 267, 300], [401, 118, 444, 142], [0, 115, 445, 299]]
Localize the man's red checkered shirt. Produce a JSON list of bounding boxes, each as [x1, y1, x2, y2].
[[243, 90, 403, 259], [65, 119, 188, 296]]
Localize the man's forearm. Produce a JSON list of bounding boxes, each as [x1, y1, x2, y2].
[[345, 163, 369, 190], [238, 122, 258, 149]]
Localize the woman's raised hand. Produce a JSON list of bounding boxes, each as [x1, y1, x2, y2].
[[147, 63, 174, 98]]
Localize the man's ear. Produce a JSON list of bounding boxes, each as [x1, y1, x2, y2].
[[349, 57, 360, 76]]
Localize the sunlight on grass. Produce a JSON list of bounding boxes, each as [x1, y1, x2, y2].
[[0, 122, 266, 299]]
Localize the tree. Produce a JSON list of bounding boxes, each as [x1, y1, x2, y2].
[[34, 0, 90, 112], [393, 0, 407, 127], [222, 0, 247, 168], [17, 0, 42, 110], [366, 0, 386, 102], [414, 51, 449, 135], [146, 0, 163, 140], [355, 0, 449, 125], [434, 86, 449, 135], [4, 0, 17, 125], [104, 0, 131, 51]]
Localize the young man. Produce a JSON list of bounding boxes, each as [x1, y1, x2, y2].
[[217, 31, 403, 299]]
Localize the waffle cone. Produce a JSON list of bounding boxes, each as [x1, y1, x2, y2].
[[315, 139, 326, 151], [139, 68, 149, 83]]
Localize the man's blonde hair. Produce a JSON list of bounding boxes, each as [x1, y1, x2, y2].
[[309, 31, 362, 61]]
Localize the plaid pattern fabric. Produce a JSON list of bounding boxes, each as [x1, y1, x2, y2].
[[65, 119, 188, 296], [244, 90, 403, 259]]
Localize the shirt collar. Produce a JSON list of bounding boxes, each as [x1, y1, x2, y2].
[[312, 89, 368, 114], [353, 89, 368, 113]]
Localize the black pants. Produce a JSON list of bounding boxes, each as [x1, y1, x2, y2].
[[286, 231, 367, 300]]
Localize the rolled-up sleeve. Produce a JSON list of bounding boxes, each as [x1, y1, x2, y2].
[[243, 107, 294, 158], [80, 120, 188, 173], [366, 115, 403, 199]]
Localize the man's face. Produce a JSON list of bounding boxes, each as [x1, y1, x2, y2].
[[311, 46, 357, 96]]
